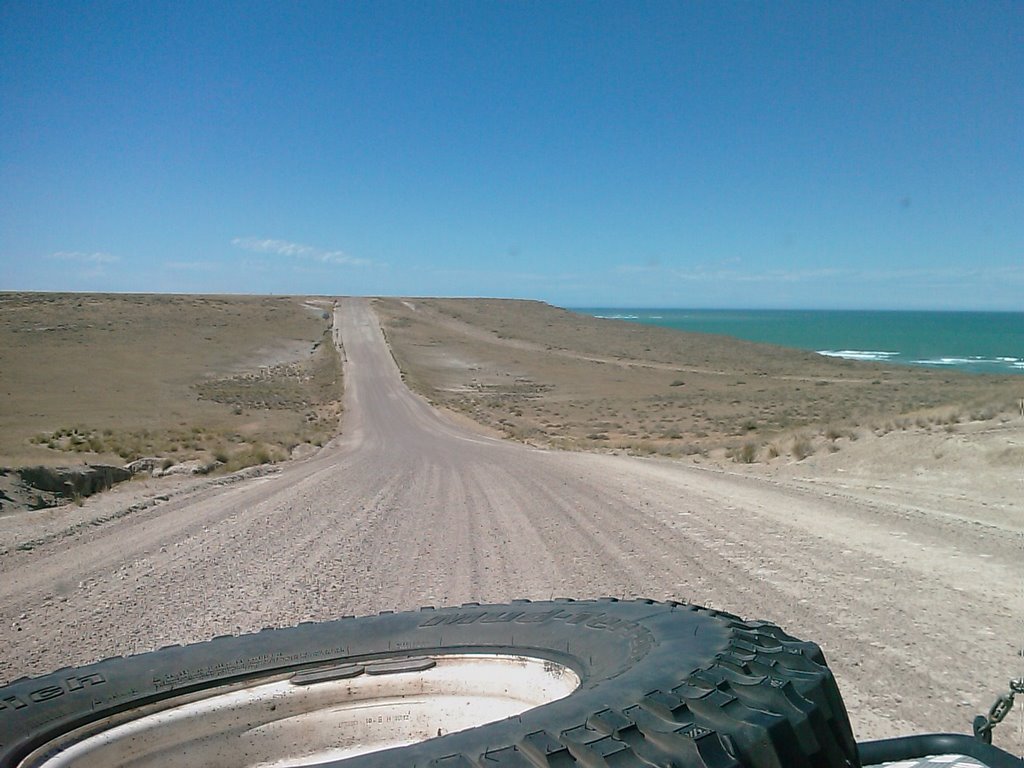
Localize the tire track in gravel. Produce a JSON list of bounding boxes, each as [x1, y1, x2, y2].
[[1, 297, 1020, 753], [557, 453, 1022, 746]]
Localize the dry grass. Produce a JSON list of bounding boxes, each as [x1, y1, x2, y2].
[[374, 298, 1022, 462], [0, 293, 342, 471]]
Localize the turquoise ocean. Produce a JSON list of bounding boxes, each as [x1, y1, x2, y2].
[[574, 309, 1024, 376]]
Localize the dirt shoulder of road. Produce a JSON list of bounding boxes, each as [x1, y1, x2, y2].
[[0, 293, 343, 512]]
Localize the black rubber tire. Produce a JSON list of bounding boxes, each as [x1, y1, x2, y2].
[[0, 599, 859, 767]]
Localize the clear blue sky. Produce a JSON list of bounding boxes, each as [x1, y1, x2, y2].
[[2, 1, 1021, 309]]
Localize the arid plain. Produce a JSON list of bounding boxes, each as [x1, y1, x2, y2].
[[0, 292, 342, 507], [0, 293, 1022, 754]]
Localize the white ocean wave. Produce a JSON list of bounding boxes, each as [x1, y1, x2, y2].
[[594, 314, 640, 320], [817, 350, 900, 361], [910, 356, 1023, 369], [910, 357, 971, 366], [818, 351, 1024, 371]]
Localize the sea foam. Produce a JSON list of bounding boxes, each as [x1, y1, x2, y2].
[[817, 350, 900, 362], [911, 356, 1023, 371]]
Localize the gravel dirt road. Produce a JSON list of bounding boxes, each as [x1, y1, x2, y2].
[[1, 298, 1021, 752]]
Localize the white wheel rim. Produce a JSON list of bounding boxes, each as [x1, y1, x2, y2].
[[22, 654, 581, 767]]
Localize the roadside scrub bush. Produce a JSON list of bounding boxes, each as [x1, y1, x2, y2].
[[32, 423, 310, 474], [969, 403, 1003, 422], [625, 441, 657, 455], [726, 442, 758, 464], [509, 425, 540, 442], [223, 443, 287, 472], [792, 436, 814, 461]]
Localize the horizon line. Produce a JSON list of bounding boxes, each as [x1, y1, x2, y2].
[[0, 289, 1020, 313]]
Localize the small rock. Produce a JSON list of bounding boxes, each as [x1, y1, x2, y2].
[[124, 457, 163, 475], [162, 460, 207, 476]]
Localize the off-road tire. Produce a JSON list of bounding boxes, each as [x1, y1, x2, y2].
[[0, 599, 859, 767]]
